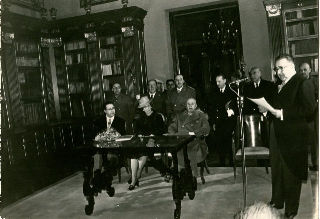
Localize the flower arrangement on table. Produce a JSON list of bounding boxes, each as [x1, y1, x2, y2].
[[94, 127, 121, 148]]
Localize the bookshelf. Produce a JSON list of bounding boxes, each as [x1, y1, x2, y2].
[[64, 40, 91, 118], [283, 5, 319, 73], [14, 40, 46, 125], [99, 35, 124, 99]]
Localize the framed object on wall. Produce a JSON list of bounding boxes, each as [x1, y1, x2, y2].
[[80, 0, 117, 8]]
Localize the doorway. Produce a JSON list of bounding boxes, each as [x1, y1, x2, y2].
[[169, 2, 243, 109]]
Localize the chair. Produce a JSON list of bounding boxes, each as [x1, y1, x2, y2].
[[232, 114, 270, 180]]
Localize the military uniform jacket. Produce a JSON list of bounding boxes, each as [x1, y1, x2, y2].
[[207, 85, 237, 125], [166, 86, 196, 120], [168, 110, 210, 165], [109, 93, 134, 123]]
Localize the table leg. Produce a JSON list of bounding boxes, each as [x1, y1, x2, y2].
[[82, 152, 117, 215], [171, 152, 182, 219], [83, 156, 95, 215], [182, 145, 196, 200]]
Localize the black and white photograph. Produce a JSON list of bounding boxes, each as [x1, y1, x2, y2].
[[0, 0, 319, 218]]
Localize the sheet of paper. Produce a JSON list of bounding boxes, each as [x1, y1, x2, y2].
[[115, 135, 134, 142], [247, 97, 276, 113]]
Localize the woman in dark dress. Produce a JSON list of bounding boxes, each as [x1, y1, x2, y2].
[[129, 96, 166, 190]]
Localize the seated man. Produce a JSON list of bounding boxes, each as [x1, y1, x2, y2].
[[91, 101, 126, 195], [168, 98, 210, 181]]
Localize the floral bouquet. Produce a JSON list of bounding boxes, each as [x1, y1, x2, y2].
[[94, 127, 121, 143]]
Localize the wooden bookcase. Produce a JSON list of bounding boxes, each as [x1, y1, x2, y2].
[[283, 5, 318, 73]]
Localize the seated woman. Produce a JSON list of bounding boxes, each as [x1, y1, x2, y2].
[[129, 96, 166, 190], [168, 98, 210, 180]]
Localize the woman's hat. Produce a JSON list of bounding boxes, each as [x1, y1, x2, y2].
[[138, 96, 151, 108]]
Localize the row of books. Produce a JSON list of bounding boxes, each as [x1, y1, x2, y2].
[[16, 57, 39, 67], [310, 58, 319, 73], [286, 8, 317, 20], [100, 36, 118, 45], [102, 78, 110, 91], [23, 103, 45, 125], [100, 48, 121, 61], [15, 42, 38, 53], [65, 41, 86, 51], [69, 82, 86, 94], [101, 61, 122, 76], [287, 21, 317, 37], [290, 39, 318, 55], [66, 53, 86, 65]]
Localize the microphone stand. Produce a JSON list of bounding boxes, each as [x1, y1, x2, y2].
[[229, 81, 246, 208]]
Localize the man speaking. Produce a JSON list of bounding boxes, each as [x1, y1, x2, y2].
[[267, 55, 316, 218]]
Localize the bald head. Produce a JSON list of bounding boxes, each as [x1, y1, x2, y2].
[[186, 98, 197, 114], [175, 74, 184, 89], [299, 63, 311, 79], [112, 83, 121, 96]]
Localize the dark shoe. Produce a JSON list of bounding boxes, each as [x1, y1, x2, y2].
[[309, 165, 318, 171], [269, 201, 284, 209], [135, 179, 139, 187], [128, 185, 135, 190]]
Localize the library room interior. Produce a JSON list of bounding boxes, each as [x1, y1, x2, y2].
[[1, 0, 319, 218]]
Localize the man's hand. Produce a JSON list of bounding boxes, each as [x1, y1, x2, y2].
[[271, 109, 282, 119], [227, 109, 235, 117], [212, 124, 216, 131]]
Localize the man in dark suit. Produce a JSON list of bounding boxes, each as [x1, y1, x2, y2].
[[267, 55, 316, 218], [91, 101, 126, 197], [166, 74, 196, 122], [243, 67, 277, 114], [93, 101, 126, 136], [143, 79, 166, 115], [207, 74, 237, 166], [299, 62, 319, 171], [108, 83, 134, 133]]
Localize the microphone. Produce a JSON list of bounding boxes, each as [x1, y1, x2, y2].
[[230, 77, 249, 84]]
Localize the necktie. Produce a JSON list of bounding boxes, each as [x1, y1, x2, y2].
[[254, 83, 258, 88], [220, 89, 223, 93], [107, 119, 111, 129], [278, 82, 285, 93]]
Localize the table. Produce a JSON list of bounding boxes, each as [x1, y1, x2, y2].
[[81, 135, 196, 218]]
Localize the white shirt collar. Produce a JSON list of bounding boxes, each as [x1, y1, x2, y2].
[[149, 92, 156, 97], [106, 116, 114, 124], [220, 86, 226, 93], [177, 86, 183, 92]]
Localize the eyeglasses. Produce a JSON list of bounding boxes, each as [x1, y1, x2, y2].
[[273, 65, 289, 72]]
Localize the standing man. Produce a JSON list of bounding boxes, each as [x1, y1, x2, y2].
[[299, 62, 319, 171], [108, 83, 134, 133], [166, 74, 196, 122], [243, 67, 277, 114], [268, 55, 315, 218], [207, 74, 237, 166], [143, 79, 166, 115]]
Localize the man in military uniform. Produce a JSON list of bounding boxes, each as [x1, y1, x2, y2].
[[108, 83, 134, 133], [208, 74, 237, 166], [243, 67, 277, 115], [299, 62, 318, 171], [166, 74, 196, 122]]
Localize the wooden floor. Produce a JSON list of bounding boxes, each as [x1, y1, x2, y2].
[[1, 167, 317, 219]]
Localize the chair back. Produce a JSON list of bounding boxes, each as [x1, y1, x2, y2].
[[243, 114, 268, 148]]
